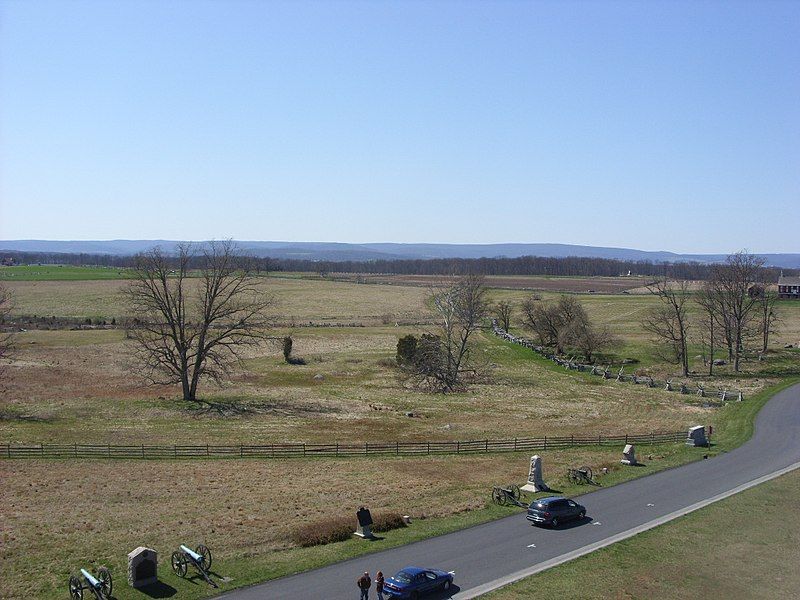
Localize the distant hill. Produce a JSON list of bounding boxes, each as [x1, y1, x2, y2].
[[1, 239, 799, 268]]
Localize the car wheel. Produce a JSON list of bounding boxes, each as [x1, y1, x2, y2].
[[410, 592, 419, 600], [551, 517, 559, 528], [579, 510, 586, 520], [443, 580, 451, 590]]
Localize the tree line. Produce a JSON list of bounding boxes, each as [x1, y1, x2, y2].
[[2, 249, 793, 281]]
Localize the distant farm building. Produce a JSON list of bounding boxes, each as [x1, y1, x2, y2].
[[778, 274, 800, 299]]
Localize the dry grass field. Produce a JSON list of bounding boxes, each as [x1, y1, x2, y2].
[[331, 273, 650, 293], [0, 443, 701, 600], [1, 326, 723, 445], [1, 274, 798, 599]]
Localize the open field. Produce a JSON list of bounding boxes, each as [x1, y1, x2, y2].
[[0, 327, 719, 445], [0, 379, 789, 600], [0, 442, 719, 600], [330, 273, 651, 293], [0, 265, 133, 281], [486, 466, 800, 600], [1, 275, 798, 599], [2, 276, 432, 324]]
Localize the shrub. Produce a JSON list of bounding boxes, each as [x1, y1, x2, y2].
[[291, 512, 407, 547], [396, 334, 418, 364]]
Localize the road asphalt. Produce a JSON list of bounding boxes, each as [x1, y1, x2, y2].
[[217, 382, 800, 599]]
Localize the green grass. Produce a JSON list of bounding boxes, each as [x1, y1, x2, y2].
[[485, 467, 800, 600], [0, 265, 135, 281]]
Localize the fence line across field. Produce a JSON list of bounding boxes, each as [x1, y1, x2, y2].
[[0, 431, 686, 460]]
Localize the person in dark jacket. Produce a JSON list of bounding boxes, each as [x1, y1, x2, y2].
[[357, 571, 371, 600], [375, 571, 385, 600]]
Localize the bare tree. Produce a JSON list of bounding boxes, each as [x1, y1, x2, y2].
[[521, 294, 560, 349], [695, 283, 721, 376], [753, 285, 780, 354], [708, 252, 764, 371], [125, 241, 274, 402], [562, 312, 618, 362], [410, 275, 489, 391], [494, 300, 513, 332], [642, 278, 691, 376]]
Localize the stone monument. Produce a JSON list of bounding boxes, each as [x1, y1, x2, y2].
[[620, 444, 638, 465], [686, 425, 708, 447], [128, 547, 158, 588], [520, 455, 548, 493], [354, 506, 374, 539]]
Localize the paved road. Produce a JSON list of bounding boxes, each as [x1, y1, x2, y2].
[[218, 383, 800, 599]]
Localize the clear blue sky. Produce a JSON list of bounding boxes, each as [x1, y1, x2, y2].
[[1, 0, 798, 253]]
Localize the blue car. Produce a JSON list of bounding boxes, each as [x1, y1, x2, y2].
[[383, 566, 454, 599]]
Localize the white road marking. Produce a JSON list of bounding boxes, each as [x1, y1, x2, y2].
[[592, 521, 602, 525], [526, 543, 536, 548], [647, 503, 655, 507]]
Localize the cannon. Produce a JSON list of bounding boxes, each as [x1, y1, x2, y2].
[[68, 567, 112, 600], [567, 466, 600, 486], [171, 544, 216, 587], [491, 484, 528, 508]]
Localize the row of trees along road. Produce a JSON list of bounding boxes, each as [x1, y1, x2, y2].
[[644, 251, 779, 375]]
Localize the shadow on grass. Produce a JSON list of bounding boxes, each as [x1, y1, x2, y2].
[[136, 581, 178, 598]]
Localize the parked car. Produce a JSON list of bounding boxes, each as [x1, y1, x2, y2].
[[526, 496, 586, 527], [383, 566, 454, 599]]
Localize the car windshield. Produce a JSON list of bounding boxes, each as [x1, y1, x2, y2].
[[393, 571, 413, 583]]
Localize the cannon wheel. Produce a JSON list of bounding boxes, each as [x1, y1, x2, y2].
[[508, 484, 521, 501], [69, 575, 83, 600], [580, 466, 593, 481], [491, 487, 506, 506], [171, 551, 188, 578], [567, 469, 579, 485], [196, 545, 212, 570], [97, 566, 112, 597]]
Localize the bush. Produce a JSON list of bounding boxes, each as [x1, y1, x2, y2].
[[396, 334, 418, 364], [291, 512, 407, 547]]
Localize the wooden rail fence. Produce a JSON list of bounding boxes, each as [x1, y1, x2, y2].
[[0, 431, 686, 460]]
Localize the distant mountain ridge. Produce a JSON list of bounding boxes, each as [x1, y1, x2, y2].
[[1, 239, 799, 268]]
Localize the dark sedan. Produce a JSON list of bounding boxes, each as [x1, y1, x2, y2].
[[526, 496, 586, 527], [382, 566, 454, 599]]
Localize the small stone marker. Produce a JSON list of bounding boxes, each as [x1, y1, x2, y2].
[[520, 455, 548, 493], [354, 506, 374, 539], [686, 425, 708, 447], [620, 444, 638, 465], [128, 547, 158, 588]]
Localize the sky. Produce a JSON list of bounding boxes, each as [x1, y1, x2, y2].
[[1, 0, 798, 253]]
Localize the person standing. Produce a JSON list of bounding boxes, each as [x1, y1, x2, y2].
[[357, 571, 371, 600], [375, 570, 385, 600]]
